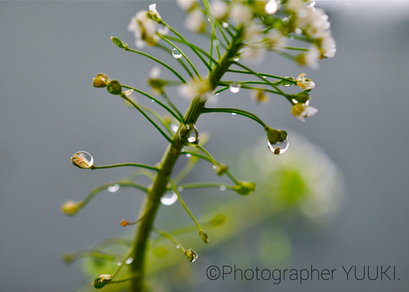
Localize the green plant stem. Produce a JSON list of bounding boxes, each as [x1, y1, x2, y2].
[[226, 69, 296, 84], [156, 43, 194, 79], [161, 91, 184, 121], [178, 182, 235, 190], [153, 227, 186, 252], [129, 26, 244, 291], [137, 103, 173, 135]]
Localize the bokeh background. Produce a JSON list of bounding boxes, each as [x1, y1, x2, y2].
[[1, 0, 409, 291]]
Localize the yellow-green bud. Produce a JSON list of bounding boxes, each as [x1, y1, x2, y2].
[[111, 36, 127, 49], [61, 200, 82, 216], [199, 230, 209, 244], [233, 181, 256, 195], [184, 249, 198, 262], [93, 73, 110, 88], [106, 80, 122, 95]]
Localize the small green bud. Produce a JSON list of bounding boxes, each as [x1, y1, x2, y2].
[[106, 80, 122, 95], [199, 230, 209, 244], [111, 36, 127, 49], [147, 78, 167, 95], [63, 254, 73, 263], [92, 274, 112, 289], [184, 248, 198, 262], [210, 214, 227, 228], [147, 4, 162, 22], [266, 127, 287, 144], [93, 73, 110, 88], [215, 164, 228, 176], [294, 92, 310, 104], [233, 181, 256, 195]]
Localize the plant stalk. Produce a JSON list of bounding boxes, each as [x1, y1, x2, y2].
[[130, 26, 243, 291]]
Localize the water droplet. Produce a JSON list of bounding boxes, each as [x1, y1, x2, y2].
[[186, 154, 192, 158], [125, 257, 133, 265], [263, 76, 267, 79], [265, 1, 278, 14], [107, 184, 120, 193], [207, 17, 211, 22], [229, 83, 241, 93], [282, 77, 292, 87], [295, 28, 302, 35], [233, 56, 240, 61], [231, 113, 237, 116], [171, 124, 179, 133], [178, 186, 184, 192], [219, 185, 226, 191], [292, 98, 298, 104], [222, 22, 229, 28], [71, 151, 94, 169], [215, 93, 219, 96], [268, 139, 289, 155], [116, 261, 122, 266], [179, 124, 199, 145], [213, 40, 219, 46], [186, 249, 198, 262], [176, 245, 180, 249], [161, 191, 178, 206], [151, 99, 155, 102], [212, 165, 216, 169], [172, 48, 182, 59]]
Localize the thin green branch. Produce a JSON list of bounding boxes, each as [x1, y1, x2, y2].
[[153, 227, 186, 252], [121, 85, 182, 122], [161, 91, 184, 121], [177, 182, 235, 191], [160, 37, 201, 78], [216, 21, 230, 46], [121, 94, 173, 143], [137, 103, 173, 135], [168, 179, 203, 233], [201, 107, 268, 128], [92, 163, 159, 171], [124, 47, 186, 84], [226, 69, 296, 84], [160, 20, 211, 71], [156, 43, 194, 79]]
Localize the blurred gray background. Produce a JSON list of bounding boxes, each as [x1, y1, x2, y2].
[[1, 0, 409, 291]]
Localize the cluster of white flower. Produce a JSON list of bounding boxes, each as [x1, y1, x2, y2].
[[128, 4, 168, 48], [288, 1, 336, 67], [177, 0, 207, 33]]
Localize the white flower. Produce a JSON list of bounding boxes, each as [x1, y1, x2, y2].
[[265, 28, 288, 49], [295, 73, 315, 90], [285, 0, 304, 13], [241, 46, 267, 64], [264, 0, 278, 15], [319, 33, 336, 58], [176, 0, 198, 11], [297, 6, 330, 39], [185, 9, 207, 33], [291, 103, 318, 122], [230, 3, 253, 24], [128, 5, 160, 48], [296, 45, 320, 69], [211, 1, 229, 20], [178, 79, 212, 101]]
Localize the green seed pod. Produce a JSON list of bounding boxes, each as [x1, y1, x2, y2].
[[199, 230, 209, 244], [111, 36, 127, 49]]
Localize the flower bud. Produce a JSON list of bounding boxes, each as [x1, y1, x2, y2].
[[93, 73, 110, 88], [120, 220, 128, 227], [293, 92, 310, 104], [147, 4, 162, 22], [266, 127, 287, 144], [92, 274, 112, 289], [233, 181, 256, 195], [111, 36, 127, 49], [199, 230, 209, 244], [61, 200, 82, 216], [106, 80, 122, 95], [71, 151, 94, 169], [184, 248, 198, 262]]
